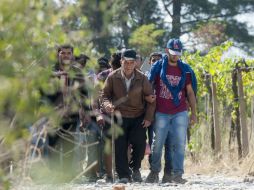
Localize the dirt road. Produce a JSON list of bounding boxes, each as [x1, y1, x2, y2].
[[16, 170, 254, 190]]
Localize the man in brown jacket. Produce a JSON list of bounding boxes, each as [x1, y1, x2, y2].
[[101, 49, 155, 183]]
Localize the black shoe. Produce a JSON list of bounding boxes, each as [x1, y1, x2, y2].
[[162, 173, 173, 183], [172, 175, 187, 184], [132, 170, 142, 182], [105, 175, 113, 183], [117, 177, 130, 184], [145, 171, 159, 183]]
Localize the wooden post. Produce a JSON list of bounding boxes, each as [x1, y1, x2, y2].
[[10, 161, 13, 176], [211, 76, 221, 153], [230, 69, 242, 158], [204, 74, 215, 150], [251, 96, 254, 142], [111, 113, 116, 183], [237, 69, 249, 157]]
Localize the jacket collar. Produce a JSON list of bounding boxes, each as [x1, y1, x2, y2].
[[115, 68, 142, 80]]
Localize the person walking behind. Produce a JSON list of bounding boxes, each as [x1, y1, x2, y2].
[[93, 51, 122, 182], [101, 49, 155, 183], [145, 52, 162, 152], [145, 38, 197, 184], [135, 54, 143, 70], [48, 44, 89, 180], [75, 53, 90, 69]]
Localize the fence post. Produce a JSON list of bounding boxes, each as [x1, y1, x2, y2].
[[250, 96, 254, 148], [237, 69, 249, 157], [230, 69, 242, 158], [211, 76, 221, 154], [205, 74, 215, 150]]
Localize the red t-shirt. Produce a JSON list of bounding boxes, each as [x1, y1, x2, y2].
[[155, 64, 191, 114]]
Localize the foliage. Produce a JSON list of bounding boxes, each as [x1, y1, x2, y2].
[[192, 21, 227, 50], [184, 41, 254, 154], [129, 24, 165, 57], [0, 0, 96, 187], [185, 41, 234, 103]]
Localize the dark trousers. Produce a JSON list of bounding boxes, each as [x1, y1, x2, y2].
[[147, 122, 154, 164], [115, 115, 146, 179]]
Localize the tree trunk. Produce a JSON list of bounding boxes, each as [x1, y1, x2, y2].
[[121, 21, 130, 48], [211, 77, 221, 154], [237, 69, 249, 157], [171, 0, 181, 38]]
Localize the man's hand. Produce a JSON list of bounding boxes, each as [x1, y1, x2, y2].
[[79, 122, 85, 132], [145, 95, 156, 103], [105, 103, 115, 113], [96, 115, 105, 127], [53, 71, 68, 77], [142, 120, 151, 128], [189, 113, 197, 126]]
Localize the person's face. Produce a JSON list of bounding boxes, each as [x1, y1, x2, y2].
[[135, 56, 142, 70], [165, 48, 180, 64], [121, 58, 136, 77], [79, 59, 87, 68], [150, 55, 161, 65], [169, 54, 180, 63], [58, 48, 73, 65]]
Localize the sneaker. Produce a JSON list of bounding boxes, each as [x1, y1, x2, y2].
[[171, 175, 187, 184], [117, 177, 130, 184], [96, 175, 113, 184], [145, 171, 159, 183], [132, 170, 142, 182], [162, 173, 173, 183]]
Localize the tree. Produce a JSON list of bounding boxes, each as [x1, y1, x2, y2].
[[77, 0, 164, 55], [192, 21, 227, 50], [161, 0, 254, 53], [78, 0, 114, 55], [129, 24, 164, 57]]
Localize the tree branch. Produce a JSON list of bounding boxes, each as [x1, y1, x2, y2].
[[182, 9, 254, 26], [162, 0, 173, 18]]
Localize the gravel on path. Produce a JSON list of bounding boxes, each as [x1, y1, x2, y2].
[[15, 170, 254, 190]]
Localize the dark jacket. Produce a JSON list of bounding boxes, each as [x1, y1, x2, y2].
[[101, 68, 155, 122]]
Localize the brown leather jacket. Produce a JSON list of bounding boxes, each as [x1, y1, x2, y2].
[[101, 68, 155, 122]]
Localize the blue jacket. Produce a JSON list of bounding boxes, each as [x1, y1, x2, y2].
[[148, 55, 197, 106]]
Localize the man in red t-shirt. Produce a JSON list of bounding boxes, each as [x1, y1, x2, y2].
[[146, 39, 197, 184]]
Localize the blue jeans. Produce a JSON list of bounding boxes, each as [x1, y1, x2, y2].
[[148, 123, 172, 174], [150, 111, 188, 176]]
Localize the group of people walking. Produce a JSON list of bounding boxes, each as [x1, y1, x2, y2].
[[31, 38, 197, 184]]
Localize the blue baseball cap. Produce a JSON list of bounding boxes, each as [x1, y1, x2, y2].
[[166, 38, 183, 56]]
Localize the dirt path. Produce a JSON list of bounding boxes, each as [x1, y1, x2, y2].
[[16, 170, 254, 190]]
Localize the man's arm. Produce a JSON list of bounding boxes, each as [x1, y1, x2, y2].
[[145, 94, 156, 103], [186, 83, 197, 125], [101, 76, 114, 113], [142, 76, 156, 125]]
